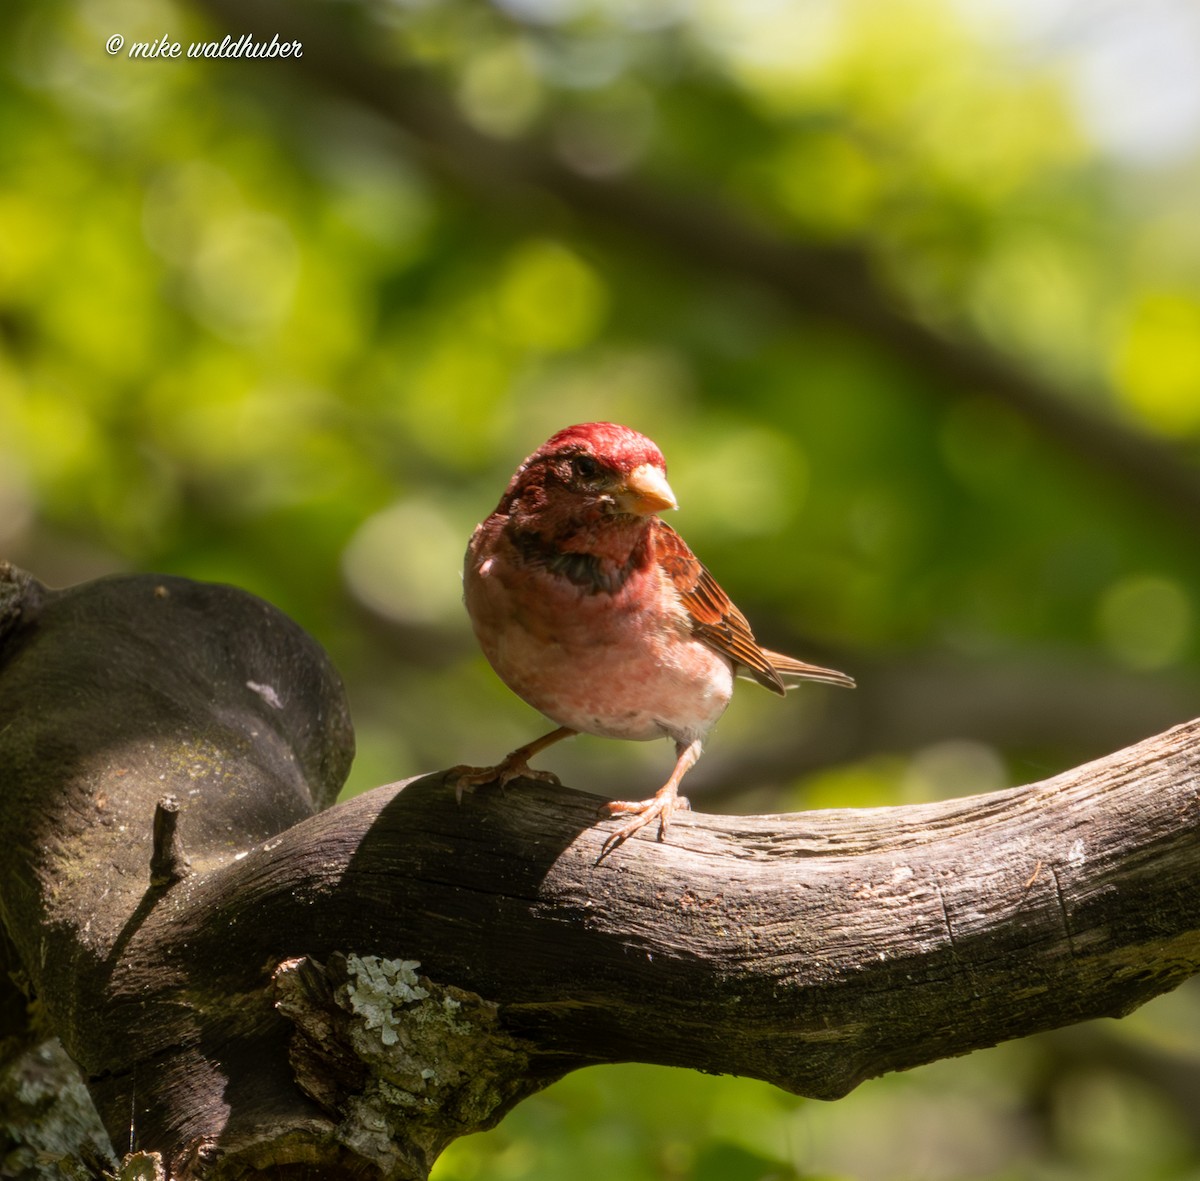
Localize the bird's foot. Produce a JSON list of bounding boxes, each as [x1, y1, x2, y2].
[[448, 750, 561, 803], [448, 727, 574, 802], [598, 785, 690, 856]]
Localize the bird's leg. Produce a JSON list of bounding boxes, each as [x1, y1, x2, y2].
[[450, 726, 576, 801], [599, 738, 700, 853]]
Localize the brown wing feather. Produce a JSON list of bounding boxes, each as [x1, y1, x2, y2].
[[653, 522, 786, 695], [653, 521, 855, 694]]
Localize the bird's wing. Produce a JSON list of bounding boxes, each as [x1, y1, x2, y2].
[[652, 521, 788, 695], [653, 522, 856, 693]]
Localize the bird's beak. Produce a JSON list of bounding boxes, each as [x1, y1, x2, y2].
[[616, 463, 678, 516]]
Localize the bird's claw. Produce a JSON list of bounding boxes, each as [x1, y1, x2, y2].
[[597, 791, 690, 857], [448, 758, 561, 802]]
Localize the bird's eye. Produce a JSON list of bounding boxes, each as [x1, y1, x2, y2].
[[571, 455, 602, 481]]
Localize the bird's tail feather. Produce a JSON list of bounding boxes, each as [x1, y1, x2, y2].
[[761, 649, 856, 689]]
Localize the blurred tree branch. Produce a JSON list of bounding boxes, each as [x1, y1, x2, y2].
[[692, 651, 1200, 802], [3, 566, 1200, 1179], [191, 0, 1200, 534], [1037, 1021, 1200, 1150]]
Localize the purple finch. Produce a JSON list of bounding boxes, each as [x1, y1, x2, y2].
[[457, 422, 854, 852]]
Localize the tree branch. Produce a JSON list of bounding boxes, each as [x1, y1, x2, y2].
[[1, 564, 1199, 1179], [189, 0, 1200, 535]]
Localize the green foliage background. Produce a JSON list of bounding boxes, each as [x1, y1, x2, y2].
[[4, 0, 1200, 1176]]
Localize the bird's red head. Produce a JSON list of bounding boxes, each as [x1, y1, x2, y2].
[[539, 422, 667, 476], [500, 423, 677, 528]]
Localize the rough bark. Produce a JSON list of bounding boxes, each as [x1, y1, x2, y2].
[[1, 563, 1199, 1179]]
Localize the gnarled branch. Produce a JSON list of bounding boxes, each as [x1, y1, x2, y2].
[[1, 564, 1198, 1179]]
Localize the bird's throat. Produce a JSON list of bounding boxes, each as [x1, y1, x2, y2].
[[510, 524, 652, 596]]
